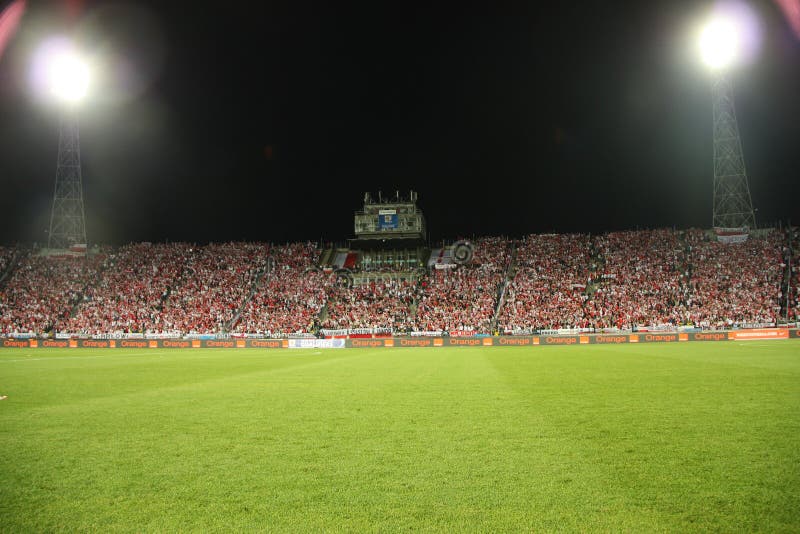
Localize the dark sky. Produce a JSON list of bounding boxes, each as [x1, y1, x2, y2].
[[0, 0, 798, 245]]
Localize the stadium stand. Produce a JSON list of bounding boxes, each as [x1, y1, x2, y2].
[[789, 227, 799, 323], [232, 242, 328, 337], [159, 242, 268, 335], [497, 233, 591, 333], [414, 236, 512, 334], [62, 243, 193, 336], [0, 252, 106, 335], [321, 278, 420, 332], [0, 228, 791, 337], [684, 228, 784, 328], [586, 229, 688, 330]]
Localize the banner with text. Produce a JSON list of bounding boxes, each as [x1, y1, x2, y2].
[[2, 330, 797, 349]]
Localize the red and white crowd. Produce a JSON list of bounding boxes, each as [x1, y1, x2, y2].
[[684, 229, 785, 329], [0, 229, 792, 337], [233, 242, 328, 336], [0, 254, 105, 335], [62, 243, 190, 336], [414, 236, 512, 333], [498, 233, 591, 332], [159, 242, 268, 335], [585, 229, 688, 330], [321, 278, 419, 332], [789, 227, 799, 323]]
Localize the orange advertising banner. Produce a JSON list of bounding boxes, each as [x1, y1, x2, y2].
[[727, 329, 789, 340]]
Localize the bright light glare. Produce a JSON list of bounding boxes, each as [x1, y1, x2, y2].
[[699, 17, 740, 70], [47, 50, 90, 102]]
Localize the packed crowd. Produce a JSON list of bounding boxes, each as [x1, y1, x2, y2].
[[0, 253, 105, 335], [159, 243, 268, 334], [0, 229, 791, 336], [789, 227, 799, 322], [233, 242, 328, 336], [414, 236, 512, 333], [585, 229, 688, 330], [684, 229, 785, 328], [321, 278, 419, 331], [497, 233, 591, 332], [62, 243, 191, 335]]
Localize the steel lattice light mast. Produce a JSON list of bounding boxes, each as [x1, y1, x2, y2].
[[43, 43, 90, 250], [49, 111, 86, 249], [698, 12, 757, 232]]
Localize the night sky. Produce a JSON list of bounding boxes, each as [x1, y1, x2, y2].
[[0, 0, 798, 246]]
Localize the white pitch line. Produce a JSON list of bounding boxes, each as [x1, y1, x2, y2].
[[0, 351, 182, 363], [0, 355, 115, 363]]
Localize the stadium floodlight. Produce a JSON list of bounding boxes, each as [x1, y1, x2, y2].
[[698, 16, 740, 70], [695, 6, 758, 233], [30, 38, 91, 249], [30, 37, 91, 106], [45, 47, 90, 104]]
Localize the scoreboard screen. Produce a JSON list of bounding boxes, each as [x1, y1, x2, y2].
[[378, 210, 398, 230], [354, 195, 425, 240]]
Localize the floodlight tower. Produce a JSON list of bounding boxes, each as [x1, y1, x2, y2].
[[699, 14, 756, 230], [45, 45, 89, 249]]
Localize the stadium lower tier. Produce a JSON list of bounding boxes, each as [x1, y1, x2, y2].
[[0, 228, 796, 337]]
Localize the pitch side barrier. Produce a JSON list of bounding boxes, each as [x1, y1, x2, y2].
[[1, 329, 797, 349], [351, 329, 796, 348], [0, 338, 287, 349]]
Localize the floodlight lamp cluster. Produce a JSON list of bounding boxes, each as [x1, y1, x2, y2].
[[47, 48, 90, 103], [699, 17, 740, 70]]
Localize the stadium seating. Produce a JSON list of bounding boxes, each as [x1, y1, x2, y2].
[[321, 278, 419, 332], [0, 253, 106, 335], [414, 236, 512, 334], [62, 243, 194, 336], [497, 233, 591, 333], [585, 229, 688, 330], [684, 228, 784, 328], [0, 229, 790, 337], [233, 242, 328, 336], [159, 242, 268, 335], [789, 227, 800, 323]]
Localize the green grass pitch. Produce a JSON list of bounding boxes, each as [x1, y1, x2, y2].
[[1, 341, 799, 532]]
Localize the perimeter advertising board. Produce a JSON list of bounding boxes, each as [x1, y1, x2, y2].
[[635, 333, 681, 343], [592, 335, 631, 345], [1, 338, 36, 348], [0, 338, 291, 349], [690, 332, 730, 342], [2, 331, 798, 349], [287, 339, 345, 349], [727, 329, 789, 340]]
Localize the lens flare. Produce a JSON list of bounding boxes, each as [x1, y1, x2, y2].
[[47, 50, 90, 102], [30, 37, 91, 104], [773, 0, 800, 39], [696, 1, 761, 71], [0, 0, 26, 62], [699, 17, 739, 69]]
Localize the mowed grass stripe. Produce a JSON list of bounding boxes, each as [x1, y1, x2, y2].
[[0, 349, 367, 409], [0, 343, 798, 532], [486, 343, 800, 531]]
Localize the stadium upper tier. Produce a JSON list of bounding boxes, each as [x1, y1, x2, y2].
[[0, 228, 794, 337]]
